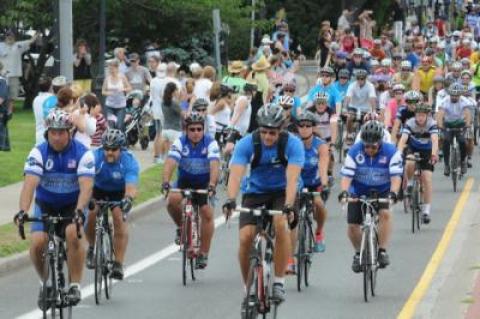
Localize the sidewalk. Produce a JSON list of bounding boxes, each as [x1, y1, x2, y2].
[[0, 146, 156, 226]]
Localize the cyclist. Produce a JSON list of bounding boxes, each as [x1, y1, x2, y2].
[[392, 60, 414, 91], [309, 92, 338, 145], [339, 120, 403, 272], [162, 112, 220, 269], [306, 66, 342, 113], [391, 90, 422, 144], [275, 80, 302, 119], [384, 84, 405, 131], [343, 69, 377, 143], [14, 109, 95, 309], [297, 111, 330, 252], [191, 98, 216, 139], [85, 128, 139, 280], [413, 55, 439, 97], [460, 73, 476, 168], [437, 83, 472, 176], [428, 75, 445, 113], [223, 104, 304, 303], [397, 103, 439, 224], [355, 112, 392, 143], [347, 48, 370, 75], [333, 68, 351, 101]]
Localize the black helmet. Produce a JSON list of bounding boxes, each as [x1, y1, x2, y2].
[[256, 104, 284, 128], [360, 120, 384, 144], [220, 84, 233, 97], [102, 128, 126, 148], [185, 111, 205, 126], [192, 98, 209, 111], [354, 69, 368, 78], [296, 111, 319, 125], [338, 68, 350, 78]]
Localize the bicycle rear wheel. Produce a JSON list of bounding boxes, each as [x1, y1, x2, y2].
[[104, 227, 114, 299], [94, 230, 104, 305], [296, 217, 305, 292]]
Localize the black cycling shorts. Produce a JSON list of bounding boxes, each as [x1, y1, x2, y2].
[[239, 191, 285, 229], [347, 196, 390, 225], [93, 187, 125, 208], [406, 148, 434, 172], [175, 180, 209, 207]]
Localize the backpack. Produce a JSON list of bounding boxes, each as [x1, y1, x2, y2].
[[251, 129, 289, 169]]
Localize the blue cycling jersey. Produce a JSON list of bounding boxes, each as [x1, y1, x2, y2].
[[333, 80, 350, 102], [341, 142, 403, 196], [273, 95, 301, 119], [93, 148, 140, 192], [301, 136, 326, 187], [24, 139, 95, 208], [42, 96, 58, 119], [307, 83, 341, 110], [168, 134, 220, 188], [230, 132, 305, 194]]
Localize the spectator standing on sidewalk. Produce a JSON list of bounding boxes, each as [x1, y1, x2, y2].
[[125, 53, 151, 94], [114, 47, 129, 75], [147, 55, 160, 78], [73, 39, 92, 94], [0, 30, 39, 102], [0, 66, 10, 151], [194, 65, 215, 102], [33, 76, 55, 145]]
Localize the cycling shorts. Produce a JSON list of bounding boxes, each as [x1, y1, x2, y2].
[[347, 195, 390, 225], [93, 187, 125, 207], [239, 191, 285, 229], [174, 180, 209, 207], [406, 148, 434, 172], [31, 200, 77, 235]]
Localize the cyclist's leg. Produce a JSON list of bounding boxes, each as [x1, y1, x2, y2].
[[198, 203, 214, 256], [30, 203, 48, 280], [111, 206, 128, 263], [347, 202, 363, 251], [166, 192, 183, 227], [421, 170, 433, 214], [457, 131, 467, 162], [442, 129, 452, 166], [84, 205, 98, 247], [378, 207, 392, 250], [313, 196, 327, 235], [65, 222, 86, 284], [272, 196, 290, 279], [405, 158, 415, 188]]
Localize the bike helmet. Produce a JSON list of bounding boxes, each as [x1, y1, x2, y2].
[[400, 60, 412, 70], [192, 98, 209, 111], [354, 69, 368, 78], [185, 111, 206, 126], [336, 51, 348, 59], [370, 59, 380, 67], [278, 95, 294, 107], [244, 82, 258, 93], [461, 58, 471, 66], [45, 109, 73, 130], [256, 104, 284, 128], [282, 80, 297, 91], [448, 83, 464, 96], [450, 61, 462, 71], [360, 120, 384, 144], [353, 48, 364, 56], [296, 111, 319, 125], [102, 128, 126, 148], [392, 83, 405, 92], [433, 75, 444, 83], [381, 58, 392, 67], [461, 70, 472, 78], [338, 69, 350, 78], [320, 66, 334, 75], [363, 51, 371, 60], [404, 90, 422, 103], [314, 91, 330, 103], [415, 103, 432, 113]]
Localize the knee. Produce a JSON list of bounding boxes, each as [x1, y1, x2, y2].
[[379, 211, 391, 222], [239, 230, 254, 250], [200, 206, 213, 223], [65, 225, 82, 249], [31, 233, 47, 251]]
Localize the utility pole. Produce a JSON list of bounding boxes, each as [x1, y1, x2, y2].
[[95, 0, 106, 99], [59, 0, 73, 81], [213, 9, 222, 78], [52, 1, 60, 76], [250, 0, 256, 49]]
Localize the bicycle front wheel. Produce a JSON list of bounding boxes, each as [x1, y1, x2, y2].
[[451, 145, 458, 192], [41, 257, 57, 319], [181, 216, 192, 286], [296, 218, 305, 292], [362, 229, 371, 302], [243, 258, 259, 319], [304, 219, 314, 287], [104, 227, 114, 299], [94, 230, 104, 305]]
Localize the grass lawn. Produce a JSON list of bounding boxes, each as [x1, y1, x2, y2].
[[0, 103, 35, 187], [0, 164, 164, 258]]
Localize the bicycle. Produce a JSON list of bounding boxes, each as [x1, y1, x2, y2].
[[169, 188, 208, 286], [236, 206, 283, 319], [336, 115, 345, 163], [89, 200, 125, 305], [17, 212, 82, 319], [445, 127, 464, 192], [404, 153, 424, 233], [296, 188, 319, 292], [343, 195, 391, 302]]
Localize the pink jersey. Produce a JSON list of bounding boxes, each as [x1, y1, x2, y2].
[[386, 98, 403, 128]]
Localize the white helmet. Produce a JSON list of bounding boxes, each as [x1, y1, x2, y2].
[[400, 60, 412, 70], [381, 58, 392, 67]]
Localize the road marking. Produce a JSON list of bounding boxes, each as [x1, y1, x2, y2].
[[397, 177, 474, 319], [17, 212, 239, 319]]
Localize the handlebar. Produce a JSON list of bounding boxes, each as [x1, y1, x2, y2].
[[90, 199, 127, 221], [406, 152, 422, 162], [17, 214, 82, 240], [342, 197, 392, 204], [235, 207, 283, 216], [169, 188, 209, 195]]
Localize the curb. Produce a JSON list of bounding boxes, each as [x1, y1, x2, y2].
[[0, 196, 165, 277]]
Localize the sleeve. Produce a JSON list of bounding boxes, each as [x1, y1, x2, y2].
[[124, 153, 140, 185], [402, 123, 412, 136], [77, 150, 95, 177], [286, 136, 305, 167], [368, 83, 377, 98], [346, 83, 354, 98], [167, 138, 183, 162], [24, 147, 44, 177], [389, 150, 404, 176], [230, 136, 253, 166], [207, 140, 221, 161], [341, 152, 357, 177], [85, 115, 97, 137]]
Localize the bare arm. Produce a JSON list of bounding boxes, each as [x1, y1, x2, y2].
[[396, 133, 409, 153], [391, 119, 401, 144], [318, 144, 329, 186], [464, 108, 472, 126], [162, 158, 178, 183], [125, 184, 137, 199], [230, 98, 247, 126], [227, 164, 246, 199], [436, 109, 445, 128], [76, 176, 93, 211], [122, 75, 132, 93], [19, 175, 40, 212], [431, 133, 439, 157], [390, 176, 401, 193], [285, 164, 302, 206], [340, 176, 352, 192], [209, 160, 220, 187]]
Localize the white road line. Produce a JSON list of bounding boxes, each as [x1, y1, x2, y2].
[[16, 212, 239, 319]]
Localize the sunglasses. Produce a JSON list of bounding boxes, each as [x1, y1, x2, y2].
[[259, 128, 279, 136], [188, 127, 203, 132], [282, 105, 292, 110], [104, 146, 120, 152], [364, 143, 379, 150], [284, 89, 295, 93], [196, 108, 207, 112], [340, 76, 349, 80], [297, 123, 313, 128], [357, 77, 366, 81]]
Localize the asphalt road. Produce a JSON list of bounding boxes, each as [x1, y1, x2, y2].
[[0, 155, 478, 319]]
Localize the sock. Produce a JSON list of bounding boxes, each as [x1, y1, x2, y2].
[[70, 282, 80, 289], [274, 277, 285, 286], [378, 248, 386, 253], [423, 204, 431, 215], [407, 180, 414, 187]]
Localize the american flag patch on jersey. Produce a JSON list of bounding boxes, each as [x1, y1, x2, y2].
[[68, 159, 77, 168], [378, 156, 387, 164]]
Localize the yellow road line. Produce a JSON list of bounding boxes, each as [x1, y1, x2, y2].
[[397, 177, 475, 319]]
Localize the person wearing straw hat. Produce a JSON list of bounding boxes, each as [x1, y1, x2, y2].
[[222, 60, 247, 94], [250, 55, 271, 105]]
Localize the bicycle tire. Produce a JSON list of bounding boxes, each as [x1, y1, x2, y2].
[[362, 229, 370, 302], [370, 230, 378, 297], [411, 180, 419, 233], [243, 258, 259, 319], [304, 219, 314, 288], [181, 216, 190, 286], [104, 226, 114, 300], [451, 144, 458, 192], [415, 180, 422, 231], [57, 246, 68, 319], [41, 256, 55, 319], [296, 217, 305, 292], [94, 230, 103, 305]]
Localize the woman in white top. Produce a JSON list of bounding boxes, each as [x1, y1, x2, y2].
[[209, 82, 233, 143], [193, 65, 216, 101], [71, 95, 98, 148], [102, 59, 132, 132]]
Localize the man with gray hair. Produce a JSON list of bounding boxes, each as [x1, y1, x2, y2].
[[114, 47, 129, 75]]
